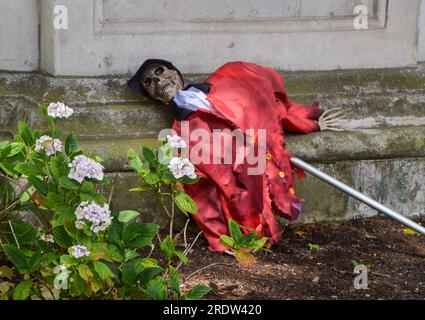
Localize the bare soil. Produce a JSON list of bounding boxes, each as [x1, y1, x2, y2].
[[179, 216, 425, 300]]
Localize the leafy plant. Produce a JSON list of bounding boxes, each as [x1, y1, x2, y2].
[[351, 259, 374, 270], [0, 103, 210, 300], [308, 243, 321, 251], [128, 135, 200, 242], [402, 228, 421, 236], [220, 219, 268, 269]]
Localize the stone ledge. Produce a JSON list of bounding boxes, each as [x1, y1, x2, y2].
[[1, 67, 424, 224], [1, 126, 423, 172], [75, 125, 425, 172], [102, 156, 425, 226]]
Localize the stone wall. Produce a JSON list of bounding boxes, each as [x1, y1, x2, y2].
[[1, 1, 425, 74], [1, 1, 424, 227], [0, 0, 39, 71], [1, 66, 424, 226]]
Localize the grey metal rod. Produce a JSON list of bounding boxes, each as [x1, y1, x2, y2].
[[290, 157, 425, 236]]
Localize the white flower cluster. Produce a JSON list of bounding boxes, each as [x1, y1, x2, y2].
[[35, 135, 63, 156], [70, 245, 90, 259], [68, 155, 104, 183], [47, 102, 74, 119], [166, 134, 187, 148], [39, 234, 54, 243], [168, 157, 196, 179], [74, 201, 113, 233]]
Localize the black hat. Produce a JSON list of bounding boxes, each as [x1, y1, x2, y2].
[[127, 59, 184, 97]]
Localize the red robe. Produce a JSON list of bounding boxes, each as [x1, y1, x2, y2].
[[172, 62, 324, 252]]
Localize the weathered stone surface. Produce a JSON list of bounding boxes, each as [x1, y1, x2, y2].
[[99, 158, 425, 225], [1, 67, 424, 227], [286, 126, 425, 162], [37, 0, 421, 75], [296, 158, 425, 222], [0, 0, 39, 71]]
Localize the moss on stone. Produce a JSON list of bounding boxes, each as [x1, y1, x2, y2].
[[42, 86, 65, 103]]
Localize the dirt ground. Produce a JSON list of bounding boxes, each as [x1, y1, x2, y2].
[[1, 216, 423, 300], [179, 216, 425, 300]]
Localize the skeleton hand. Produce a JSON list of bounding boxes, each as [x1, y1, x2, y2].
[[318, 108, 351, 131]]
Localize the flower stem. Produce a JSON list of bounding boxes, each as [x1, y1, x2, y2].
[[169, 191, 175, 239]]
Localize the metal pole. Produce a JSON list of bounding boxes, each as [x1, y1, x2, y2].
[[290, 157, 425, 236]]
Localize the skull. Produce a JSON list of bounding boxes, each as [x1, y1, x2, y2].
[[141, 63, 183, 104]]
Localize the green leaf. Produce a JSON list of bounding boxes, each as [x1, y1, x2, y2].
[[6, 220, 38, 245], [27, 176, 48, 196], [45, 192, 63, 209], [127, 149, 144, 174], [118, 210, 140, 223], [183, 284, 211, 300], [351, 259, 360, 267], [58, 176, 81, 189], [122, 222, 159, 249], [80, 181, 94, 194], [107, 221, 123, 246], [220, 234, 236, 249], [104, 262, 122, 287], [124, 250, 140, 262], [14, 162, 42, 177], [308, 243, 321, 251], [13, 280, 33, 300], [168, 266, 180, 295], [40, 104, 49, 117], [2, 245, 29, 274], [129, 187, 152, 192], [109, 244, 124, 262], [240, 232, 257, 246], [138, 267, 163, 286], [94, 176, 110, 185], [179, 175, 201, 185], [121, 263, 139, 287], [251, 237, 269, 251], [31, 151, 46, 167], [158, 166, 175, 184], [0, 140, 9, 151], [0, 162, 17, 176], [78, 264, 93, 282], [18, 121, 33, 147], [6, 142, 25, 158], [93, 261, 114, 281], [27, 251, 42, 273], [53, 226, 73, 248], [174, 191, 197, 214], [141, 146, 158, 167], [80, 192, 106, 204], [147, 276, 167, 300], [49, 155, 68, 178], [229, 220, 243, 244], [134, 258, 159, 270], [65, 133, 81, 155], [69, 272, 91, 298], [91, 242, 112, 261], [160, 236, 175, 261], [175, 251, 189, 265], [52, 205, 76, 227], [64, 220, 79, 239], [403, 228, 421, 236], [143, 172, 160, 185]]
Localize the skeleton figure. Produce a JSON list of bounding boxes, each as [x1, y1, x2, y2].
[[129, 59, 349, 130], [128, 59, 350, 252], [141, 62, 184, 104]]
